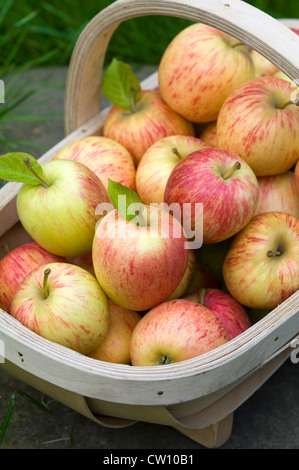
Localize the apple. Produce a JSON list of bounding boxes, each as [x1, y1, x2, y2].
[[103, 89, 195, 166], [168, 249, 196, 300], [199, 122, 218, 147], [164, 148, 259, 244], [92, 205, 189, 312], [17, 159, 111, 258], [130, 298, 229, 366], [295, 158, 299, 192], [67, 252, 95, 276], [10, 262, 110, 355], [52, 135, 136, 192], [88, 300, 141, 364], [217, 76, 299, 176], [222, 212, 299, 310], [158, 23, 255, 123], [255, 171, 299, 218], [273, 70, 297, 85], [136, 135, 208, 205], [183, 288, 251, 340], [250, 49, 279, 77], [0, 241, 65, 313]]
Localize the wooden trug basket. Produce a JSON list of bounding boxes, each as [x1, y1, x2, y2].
[[0, 0, 299, 449]]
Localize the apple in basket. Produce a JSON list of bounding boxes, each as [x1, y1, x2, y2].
[[183, 288, 251, 340], [52, 135, 136, 191], [164, 148, 259, 244], [199, 122, 218, 148], [92, 180, 189, 312], [223, 212, 299, 310], [88, 300, 141, 365], [130, 298, 229, 366], [136, 134, 209, 205], [217, 76, 299, 176], [0, 153, 110, 258], [102, 58, 195, 166], [0, 241, 65, 313], [67, 252, 95, 276], [250, 49, 279, 77], [295, 159, 299, 192], [254, 171, 299, 218], [10, 262, 110, 355], [158, 22, 255, 123]]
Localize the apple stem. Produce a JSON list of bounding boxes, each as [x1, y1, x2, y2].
[[222, 161, 241, 180], [198, 288, 207, 305], [23, 158, 50, 188], [43, 268, 51, 298], [267, 250, 282, 257], [159, 355, 172, 365], [130, 86, 139, 113], [171, 148, 183, 160], [2, 243, 10, 254]]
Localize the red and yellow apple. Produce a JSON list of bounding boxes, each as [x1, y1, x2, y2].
[[164, 148, 259, 244], [217, 76, 299, 176], [136, 134, 208, 205], [223, 212, 299, 309], [184, 288, 251, 340], [158, 23, 255, 123], [250, 49, 279, 77], [53, 136, 136, 192], [255, 171, 299, 218], [92, 205, 189, 311], [130, 298, 229, 366], [88, 300, 141, 364], [199, 122, 218, 147], [10, 262, 110, 355], [295, 159, 299, 192], [103, 89, 195, 166], [0, 241, 64, 313]]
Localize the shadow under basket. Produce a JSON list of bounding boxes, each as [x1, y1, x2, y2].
[[0, 0, 299, 449]]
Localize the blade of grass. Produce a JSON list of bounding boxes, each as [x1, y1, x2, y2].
[[0, 389, 51, 448]]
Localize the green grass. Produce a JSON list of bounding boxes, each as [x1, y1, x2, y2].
[[1, 0, 298, 71]]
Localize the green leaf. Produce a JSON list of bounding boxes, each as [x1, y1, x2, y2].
[[0, 152, 45, 185], [108, 179, 145, 224], [102, 58, 141, 110]]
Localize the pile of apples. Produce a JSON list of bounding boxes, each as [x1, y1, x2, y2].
[[0, 22, 298, 367]]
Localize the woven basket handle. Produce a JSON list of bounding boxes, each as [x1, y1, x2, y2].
[[64, 0, 299, 134]]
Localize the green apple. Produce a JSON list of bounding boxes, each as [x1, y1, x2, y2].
[[17, 158, 110, 257]]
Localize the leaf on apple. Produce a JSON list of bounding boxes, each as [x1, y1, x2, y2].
[[0, 152, 45, 186], [102, 58, 141, 110], [108, 179, 145, 224]]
